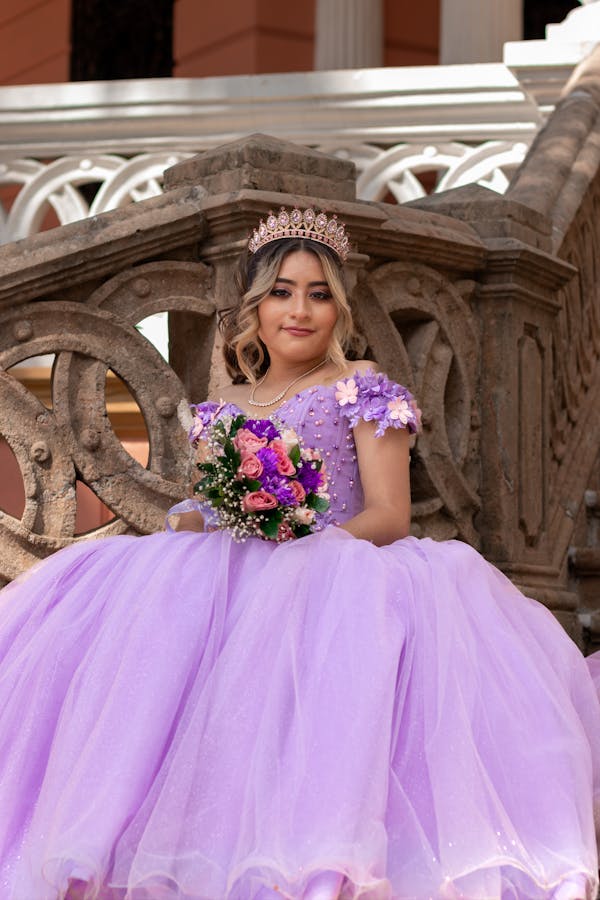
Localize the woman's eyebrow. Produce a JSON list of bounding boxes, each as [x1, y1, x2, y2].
[[274, 278, 330, 287]]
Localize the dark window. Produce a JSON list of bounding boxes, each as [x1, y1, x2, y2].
[[70, 0, 174, 81], [523, 0, 579, 40]]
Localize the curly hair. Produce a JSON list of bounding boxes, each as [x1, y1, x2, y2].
[[219, 238, 355, 384]]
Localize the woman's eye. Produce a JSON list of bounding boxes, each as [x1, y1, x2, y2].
[[270, 288, 290, 298], [311, 291, 332, 301]]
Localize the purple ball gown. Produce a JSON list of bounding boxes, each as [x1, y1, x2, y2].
[[1, 371, 599, 900]]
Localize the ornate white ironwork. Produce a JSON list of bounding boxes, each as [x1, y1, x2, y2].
[[320, 140, 529, 202], [0, 152, 191, 243]]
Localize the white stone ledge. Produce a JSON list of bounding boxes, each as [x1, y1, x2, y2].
[[0, 65, 542, 158]]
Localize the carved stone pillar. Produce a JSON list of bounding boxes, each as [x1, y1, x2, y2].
[[440, 0, 523, 64], [409, 183, 578, 636], [314, 0, 383, 70]]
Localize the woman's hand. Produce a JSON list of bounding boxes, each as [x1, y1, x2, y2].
[[340, 419, 412, 546], [166, 509, 205, 533]]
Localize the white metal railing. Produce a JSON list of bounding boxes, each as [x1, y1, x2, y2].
[[0, 45, 585, 245]]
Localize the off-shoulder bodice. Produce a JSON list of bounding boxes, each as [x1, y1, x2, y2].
[[199, 371, 420, 527]]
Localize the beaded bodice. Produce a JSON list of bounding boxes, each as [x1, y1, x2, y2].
[[263, 382, 362, 526]]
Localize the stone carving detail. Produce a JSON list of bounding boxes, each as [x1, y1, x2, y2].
[[518, 329, 545, 547], [0, 261, 215, 581], [544, 186, 600, 577], [352, 262, 480, 545]]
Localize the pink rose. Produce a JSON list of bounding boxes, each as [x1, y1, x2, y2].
[[277, 522, 296, 542], [234, 429, 268, 455], [276, 455, 296, 476], [242, 490, 278, 512], [269, 439, 296, 476], [237, 454, 263, 480], [269, 439, 288, 457], [288, 480, 306, 505]]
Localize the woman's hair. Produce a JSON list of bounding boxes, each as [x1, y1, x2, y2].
[[219, 238, 355, 384]]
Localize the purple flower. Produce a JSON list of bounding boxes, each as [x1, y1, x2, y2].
[[297, 460, 323, 494], [256, 447, 280, 476], [362, 399, 387, 422], [359, 369, 389, 394], [219, 402, 246, 419], [272, 480, 296, 506], [259, 473, 296, 506], [190, 401, 220, 425], [244, 418, 280, 441], [189, 401, 221, 444]]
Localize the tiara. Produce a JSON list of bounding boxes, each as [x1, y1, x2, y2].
[[248, 206, 350, 262]]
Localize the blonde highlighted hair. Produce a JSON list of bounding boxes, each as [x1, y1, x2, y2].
[[219, 238, 355, 384]]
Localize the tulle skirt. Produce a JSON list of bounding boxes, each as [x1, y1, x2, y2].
[[0, 527, 599, 899]]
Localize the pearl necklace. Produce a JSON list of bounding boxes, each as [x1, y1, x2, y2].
[[248, 359, 328, 408]]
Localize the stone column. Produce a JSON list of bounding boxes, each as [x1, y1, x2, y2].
[[314, 0, 383, 70], [440, 0, 523, 64]]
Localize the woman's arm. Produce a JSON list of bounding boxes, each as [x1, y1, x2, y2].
[[166, 440, 207, 533], [339, 420, 412, 546]]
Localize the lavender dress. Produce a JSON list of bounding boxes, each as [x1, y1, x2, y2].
[[1, 372, 599, 900]]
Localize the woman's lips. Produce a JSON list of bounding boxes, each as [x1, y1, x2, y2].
[[283, 327, 315, 336]]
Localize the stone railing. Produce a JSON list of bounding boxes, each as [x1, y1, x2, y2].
[[2, 49, 600, 646]]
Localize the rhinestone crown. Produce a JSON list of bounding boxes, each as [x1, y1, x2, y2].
[[248, 206, 350, 262]]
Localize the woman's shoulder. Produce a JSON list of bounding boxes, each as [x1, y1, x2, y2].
[[338, 359, 378, 379], [218, 382, 250, 407]]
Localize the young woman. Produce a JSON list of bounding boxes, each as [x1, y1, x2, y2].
[[0, 207, 599, 899]]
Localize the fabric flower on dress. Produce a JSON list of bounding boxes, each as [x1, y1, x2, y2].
[[335, 369, 421, 437], [335, 378, 358, 407], [387, 396, 413, 426]]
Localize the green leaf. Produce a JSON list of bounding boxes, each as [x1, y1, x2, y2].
[[224, 442, 240, 466], [245, 479, 262, 492], [289, 445, 301, 466], [260, 513, 281, 540], [213, 420, 227, 441], [306, 493, 329, 513]]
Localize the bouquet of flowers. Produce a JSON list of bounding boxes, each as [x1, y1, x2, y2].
[[189, 403, 329, 542]]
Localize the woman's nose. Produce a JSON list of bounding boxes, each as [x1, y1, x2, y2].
[[289, 293, 310, 318]]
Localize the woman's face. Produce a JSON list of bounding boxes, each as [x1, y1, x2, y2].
[[257, 250, 338, 366]]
